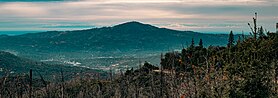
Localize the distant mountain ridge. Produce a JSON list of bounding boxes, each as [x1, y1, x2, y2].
[[0, 21, 232, 62]]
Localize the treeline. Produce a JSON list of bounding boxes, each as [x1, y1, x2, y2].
[[160, 32, 278, 97], [159, 13, 278, 97]]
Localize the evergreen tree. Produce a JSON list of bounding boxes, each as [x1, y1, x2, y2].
[[258, 26, 265, 38], [190, 38, 194, 48], [199, 39, 203, 48], [227, 31, 234, 48], [237, 36, 241, 44], [241, 32, 245, 40], [248, 12, 258, 40]]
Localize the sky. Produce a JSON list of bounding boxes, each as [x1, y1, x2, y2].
[[0, 0, 277, 34]]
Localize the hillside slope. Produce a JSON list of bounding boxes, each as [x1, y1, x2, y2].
[[0, 21, 230, 53], [0, 21, 235, 69], [0, 51, 102, 80]]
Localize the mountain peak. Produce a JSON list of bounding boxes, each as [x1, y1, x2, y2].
[[118, 21, 145, 25], [114, 21, 157, 29]]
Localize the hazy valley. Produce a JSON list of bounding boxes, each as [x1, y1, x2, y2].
[[0, 22, 232, 72]]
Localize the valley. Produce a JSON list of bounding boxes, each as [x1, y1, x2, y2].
[[0, 22, 232, 72]]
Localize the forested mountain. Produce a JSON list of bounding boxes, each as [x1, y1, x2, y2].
[[0, 21, 231, 54], [0, 22, 237, 68]]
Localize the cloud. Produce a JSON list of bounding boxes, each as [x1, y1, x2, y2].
[[0, 0, 277, 33], [0, 0, 77, 2], [41, 24, 95, 29], [0, 2, 49, 17]]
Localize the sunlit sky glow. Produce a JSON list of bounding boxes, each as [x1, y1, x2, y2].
[[0, 0, 277, 34]]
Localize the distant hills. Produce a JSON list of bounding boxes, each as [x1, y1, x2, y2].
[[0, 51, 102, 80], [0, 21, 236, 69], [0, 21, 231, 55]]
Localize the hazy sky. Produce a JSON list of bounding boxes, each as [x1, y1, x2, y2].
[[0, 0, 277, 34]]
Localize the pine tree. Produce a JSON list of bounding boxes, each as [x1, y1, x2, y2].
[[237, 36, 241, 44], [248, 12, 258, 40], [199, 39, 203, 48], [258, 26, 265, 38], [241, 31, 245, 40], [227, 31, 234, 48], [190, 38, 194, 48]]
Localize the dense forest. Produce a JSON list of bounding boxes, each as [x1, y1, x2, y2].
[[0, 14, 278, 98]]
